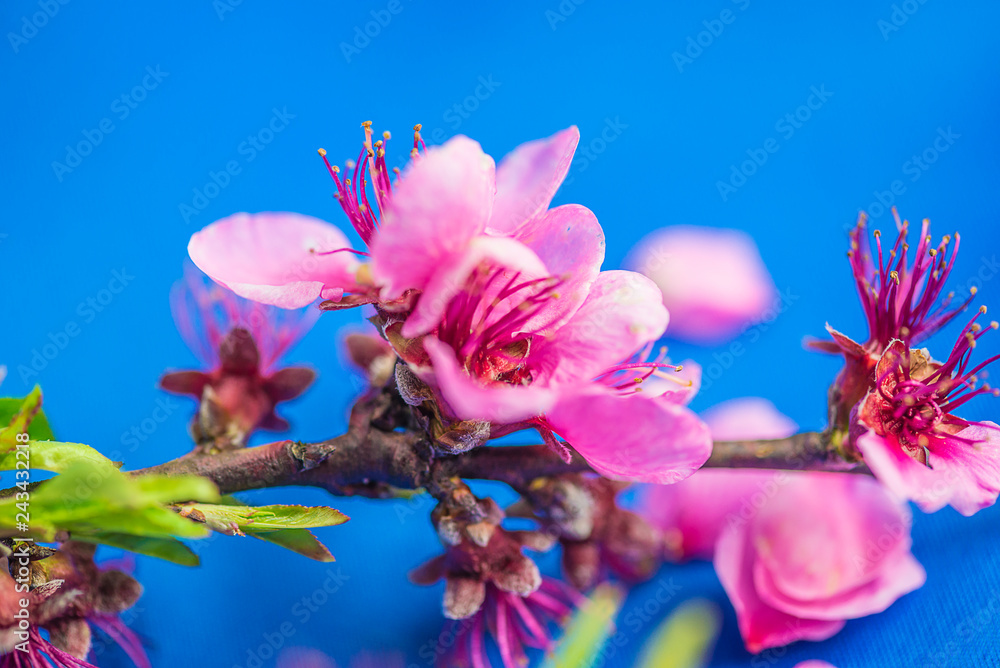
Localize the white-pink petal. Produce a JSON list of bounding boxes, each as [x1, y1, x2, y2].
[[488, 126, 579, 235], [626, 225, 776, 344], [188, 212, 359, 309], [546, 389, 712, 484], [371, 135, 496, 298]]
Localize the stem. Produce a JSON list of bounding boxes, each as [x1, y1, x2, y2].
[[705, 431, 868, 473], [131, 429, 866, 498]]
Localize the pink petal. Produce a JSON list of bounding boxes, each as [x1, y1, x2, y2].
[[533, 270, 669, 385], [626, 226, 776, 344], [701, 397, 798, 441], [754, 547, 925, 622], [714, 523, 846, 654], [422, 337, 556, 423], [752, 474, 910, 605], [488, 126, 579, 235], [794, 662, 839, 668], [546, 388, 712, 484], [642, 469, 783, 560], [188, 212, 358, 309], [856, 430, 954, 514], [508, 204, 605, 335], [371, 136, 495, 298], [401, 236, 548, 338], [925, 421, 1000, 516]]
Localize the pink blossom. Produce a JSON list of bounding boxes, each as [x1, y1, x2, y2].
[[625, 225, 776, 344], [714, 472, 924, 653], [416, 270, 712, 484], [808, 212, 977, 431], [794, 662, 838, 668], [186, 124, 585, 324], [639, 400, 925, 653], [852, 325, 1000, 516], [160, 266, 317, 440], [433, 579, 584, 668]]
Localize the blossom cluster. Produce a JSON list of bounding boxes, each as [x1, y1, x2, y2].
[[171, 123, 999, 666]]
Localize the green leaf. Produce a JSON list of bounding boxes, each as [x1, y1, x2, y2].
[[178, 502, 349, 532], [244, 527, 335, 562], [636, 599, 721, 668], [178, 498, 346, 561], [543, 583, 624, 668], [0, 386, 54, 449], [0, 440, 118, 474], [0, 460, 219, 542], [73, 532, 200, 567]]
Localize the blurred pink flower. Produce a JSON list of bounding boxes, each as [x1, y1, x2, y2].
[[639, 399, 924, 653], [794, 662, 838, 668], [641, 397, 798, 560], [160, 266, 317, 439], [852, 331, 1000, 516], [625, 225, 776, 344]]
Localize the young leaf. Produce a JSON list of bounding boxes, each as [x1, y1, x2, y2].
[[542, 583, 624, 668], [0, 386, 54, 449], [176, 498, 347, 560], [73, 532, 201, 567], [636, 599, 721, 668], [0, 460, 219, 542], [176, 502, 349, 532], [243, 527, 335, 562], [0, 440, 118, 474]]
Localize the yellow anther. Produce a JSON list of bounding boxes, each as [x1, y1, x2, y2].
[[317, 147, 327, 157]]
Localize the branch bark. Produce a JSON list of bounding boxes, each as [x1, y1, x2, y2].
[[131, 427, 866, 499]]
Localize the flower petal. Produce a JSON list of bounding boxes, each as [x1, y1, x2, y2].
[[188, 212, 358, 309], [401, 236, 548, 338], [626, 225, 776, 345], [925, 421, 1000, 516], [714, 523, 846, 654], [755, 547, 925, 622], [746, 474, 922, 622], [546, 388, 712, 484], [421, 337, 557, 423], [371, 135, 496, 298], [488, 126, 579, 235], [856, 430, 952, 513], [533, 270, 669, 385], [509, 204, 605, 335]]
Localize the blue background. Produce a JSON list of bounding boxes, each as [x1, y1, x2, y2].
[[2, 0, 999, 666]]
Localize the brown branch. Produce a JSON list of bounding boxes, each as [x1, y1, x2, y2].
[[131, 428, 866, 501], [704, 431, 868, 473]]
